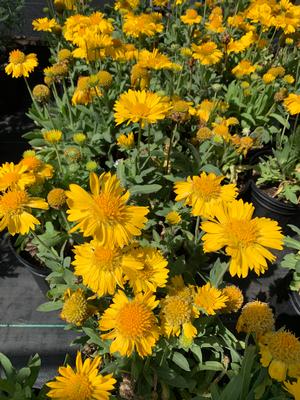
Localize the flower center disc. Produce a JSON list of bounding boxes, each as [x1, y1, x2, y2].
[[93, 193, 122, 222], [0, 191, 28, 214], [116, 302, 153, 338], [226, 219, 258, 247], [10, 50, 26, 64], [67, 374, 93, 400]]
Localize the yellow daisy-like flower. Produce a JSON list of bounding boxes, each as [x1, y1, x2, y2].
[[5, 50, 38, 78], [73, 133, 87, 145], [135, 48, 177, 70], [72, 76, 102, 106], [114, 89, 170, 128], [165, 211, 181, 225], [232, 60, 257, 78], [124, 246, 169, 293], [284, 378, 300, 399], [201, 199, 284, 278], [47, 188, 67, 210], [60, 289, 93, 326], [284, 93, 300, 115], [19, 155, 53, 183], [221, 285, 244, 313], [130, 64, 150, 90], [259, 331, 300, 382], [122, 12, 163, 38], [180, 9, 202, 25], [193, 282, 228, 315], [58, 48, 72, 62], [32, 17, 59, 32], [100, 291, 160, 357], [0, 162, 35, 191], [174, 172, 237, 218], [192, 42, 222, 65], [0, 190, 48, 235], [72, 240, 143, 297], [283, 74, 295, 84], [117, 132, 135, 150], [66, 172, 149, 247], [97, 71, 113, 88], [160, 279, 198, 340], [236, 300, 275, 337], [47, 352, 116, 400], [43, 129, 63, 144]]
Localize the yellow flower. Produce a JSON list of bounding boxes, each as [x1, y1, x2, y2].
[[5, 50, 38, 78], [205, 7, 224, 33], [221, 285, 244, 313], [284, 378, 300, 399], [201, 199, 284, 277], [259, 331, 300, 381], [0, 162, 35, 191], [263, 73, 276, 84], [97, 71, 113, 88], [114, 89, 170, 128], [66, 172, 149, 247], [32, 17, 59, 32], [284, 93, 300, 115], [236, 301, 275, 336], [193, 282, 228, 315], [283, 74, 295, 84], [47, 188, 67, 209], [192, 42, 222, 65], [232, 60, 257, 78], [32, 84, 50, 103], [47, 352, 116, 400], [196, 127, 213, 141], [86, 161, 98, 171], [165, 211, 181, 225], [135, 48, 178, 70], [124, 246, 169, 293], [285, 37, 294, 45], [54, 0, 76, 11], [19, 155, 53, 183], [114, 0, 140, 12], [160, 277, 198, 340], [43, 129, 62, 144], [190, 99, 215, 122], [58, 48, 72, 62], [123, 12, 163, 38], [100, 291, 160, 357], [174, 172, 237, 218], [227, 31, 255, 54], [44, 62, 69, 85], [180, 9, 202, 25], [60, 289, 93, 326], [0, 190, 48, 235], [72, 240, 143, 297], [72, 76, 102, 106], [180, 47, 193, 57], [117, 132, 135, 149], [130, 64, 150, 90], [73, 133, 87, 144]]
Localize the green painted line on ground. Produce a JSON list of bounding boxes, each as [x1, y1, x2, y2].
[[0, 324, 67, 328]]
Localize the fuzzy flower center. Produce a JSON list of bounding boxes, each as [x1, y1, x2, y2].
[[10, 50, 26, 64], [93, 193, 122, 222], [66, 374, 93, 400], [200, 43, 215, 55], [268, 332, 300, 363], [1, 172, 20, 187], [0, 191, 28, 214], [226, 219, 258, 247], [61, 292, 89, 326], [162, 296, 191, 326], [93, 247, 117, 269], [192, 177, 221, 200], [115, 301, 153, 338], [132, 103, 151, 117]]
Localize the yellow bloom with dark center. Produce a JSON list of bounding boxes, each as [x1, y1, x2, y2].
[[0, 190, 48, 235], [174, 171, 237, 218], [259, 330, 300, 382], [66, 172, 149, 247], [193, 283, 228, 315], [32, 84, 50, 103], [232, 60, 257, 78], [47, 351, 116, 400], [72, 240, 143, 297], [5, 50, 38, 78], [60, 289, 92, 326], [192, 42, 222, 65], [201, 199, 284, 277], [236, 300, 275, 336], [32, 17, 59, 32], [117, 132, 135, 149], [284, 378, 300, 399], [123, 12, 164, 38], [43, 129, 62, 144], [165, 211, 181, 225], [73, 133, 87, 145], [221, 285, 244, 313], [180, 9, 202, 25], [100, 291, 159, 357], [0, 162, 35, 191], [160, 279, 198, 340], [47, 188, 67, 209], [114, 89, 170, 128], [284, 93, 300, 115], [97, 71, 113, 88], [124, 246, 169, 293]]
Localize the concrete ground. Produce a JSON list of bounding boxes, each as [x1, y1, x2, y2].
[[0, 234, 78, 388]]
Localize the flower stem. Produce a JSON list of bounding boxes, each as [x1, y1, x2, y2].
[[165, 123, 178, 173], [54, 144, 63, 175], [62, 80, 74, 128], [31, 230, 60, 262], [136, 122, 143, 173], [194, 216, 200, 244]]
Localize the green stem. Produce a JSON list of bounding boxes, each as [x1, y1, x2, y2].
[[45, 104, 56, 129], [136, 122, 143, 173], [31, 230, 60, 261], [54, 144, 63, 174], [24, 78, 44, 119], [165, 123, 178, 173], [62, 80, 74, 128], [194, 216, 200, 244]]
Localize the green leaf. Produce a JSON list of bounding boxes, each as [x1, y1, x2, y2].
[[82, 327, 103, 347], [270, 113, 290, 128], [129, 184, 162, 195], [36, 301, 63, 312], [0, 353, 14, 377], [171, 351, 190, 371]]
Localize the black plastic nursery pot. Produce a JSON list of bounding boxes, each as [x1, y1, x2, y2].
[[248, 180, 300, 236], [8, 237, 50, 295]]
